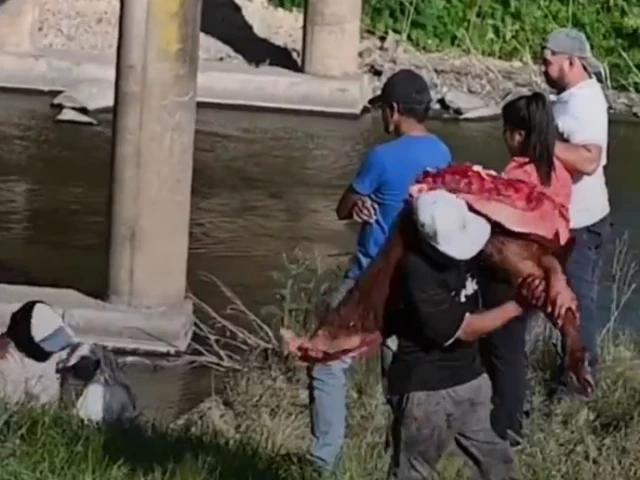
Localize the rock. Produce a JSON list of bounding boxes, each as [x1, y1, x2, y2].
[[466, 82, 484, 95], [51, 92, 85, 110], [441, 89, 487, 115], [359, 45, 377, 64], [459, 104, 501, 120], [55, 108, 98, 125], [633, 106, 640, 118], [57, 80, 116, 112], [382, 33, 399, 54]]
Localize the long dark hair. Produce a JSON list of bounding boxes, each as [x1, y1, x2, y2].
[[502, 92, 556, 186]]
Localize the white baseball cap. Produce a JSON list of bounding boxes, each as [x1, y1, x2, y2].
[[413, 190, 491, 260]]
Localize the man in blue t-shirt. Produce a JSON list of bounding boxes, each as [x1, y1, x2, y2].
[[308, 69, 452, 473]]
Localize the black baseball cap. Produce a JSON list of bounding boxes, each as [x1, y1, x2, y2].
[[368, 69, 432, 109]]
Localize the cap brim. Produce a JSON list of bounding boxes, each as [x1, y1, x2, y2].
[[38, 325, 76, 353], [433, 212, 491, 260]]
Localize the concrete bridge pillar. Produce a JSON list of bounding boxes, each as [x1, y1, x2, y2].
[[302, 0, 363, 78], [108, 0, 202, 308]]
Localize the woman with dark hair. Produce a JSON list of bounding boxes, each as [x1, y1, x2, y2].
[[479, 92, 574, 445], [501, 91, 571, 201]]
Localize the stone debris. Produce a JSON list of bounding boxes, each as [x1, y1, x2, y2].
[[53, 80, 115, 112], [54, 108, 98, 125], [51, 91, 85, 110], [441, 88, 488, 115]]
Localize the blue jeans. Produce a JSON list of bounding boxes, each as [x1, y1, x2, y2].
[[557, 215, 612, 393], [307, 277, 397, 472], [308, 338, 397, 473]]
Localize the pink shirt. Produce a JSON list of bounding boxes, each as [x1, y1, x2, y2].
[[502, 157, 572, 209]]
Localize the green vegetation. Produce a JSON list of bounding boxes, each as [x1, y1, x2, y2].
[[271, 0, 640, 91], [3, 238, 640, 479]]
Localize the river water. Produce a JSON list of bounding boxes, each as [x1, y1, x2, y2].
[[0, 92, 638, 420]]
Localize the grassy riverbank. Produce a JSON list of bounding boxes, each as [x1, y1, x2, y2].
[[3, 334, 640, 479], [4, 244, 640, 479], [270, 0, 640, 91]]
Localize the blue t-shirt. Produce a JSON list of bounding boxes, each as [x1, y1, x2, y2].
[[345, 134, 452, 280]]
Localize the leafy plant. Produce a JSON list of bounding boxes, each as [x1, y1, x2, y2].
[[268, 0, 640, 90]]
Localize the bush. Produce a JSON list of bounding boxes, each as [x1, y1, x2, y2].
[[270, 0, 640, 91]]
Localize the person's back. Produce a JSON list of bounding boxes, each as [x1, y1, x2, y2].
[[388, 244, 484, 396], [480, 90, 570, 444], [553, 78, 609, 228], [503, 156, 571, 209], [387, 190, 519, 480], [346, 134, 451, 279], [310, 69, 451, 474]]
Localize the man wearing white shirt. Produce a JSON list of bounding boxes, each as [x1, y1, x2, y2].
[[541, 28, 612, 396]]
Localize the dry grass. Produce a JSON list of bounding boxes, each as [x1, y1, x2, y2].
[[172, 234, 640, 479], [2, 237, 639, 479]]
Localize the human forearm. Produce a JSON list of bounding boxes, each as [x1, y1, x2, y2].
[[455, 301, 523, 342], [554, 141, 601, 175], [540, 254, 563, 277]]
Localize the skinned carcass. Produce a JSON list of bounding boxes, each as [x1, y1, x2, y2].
[[282, 164, 593, 396]]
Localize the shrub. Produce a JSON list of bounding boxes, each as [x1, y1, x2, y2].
[[270, 0, 640, 91]]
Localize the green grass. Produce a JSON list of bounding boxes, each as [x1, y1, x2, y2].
[[270, 0, 640, 91], [3, 244, 640, 479], [4, 337, 640, 479]]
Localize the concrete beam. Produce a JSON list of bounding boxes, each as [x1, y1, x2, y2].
[[0, 51, 370, 116], [0, 284, 192, 353], [196, 62, 369, 116], [302, 0, 363, 78], [108, 0, 202, 308]]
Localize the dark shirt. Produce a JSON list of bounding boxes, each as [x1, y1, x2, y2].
[[477, 260, 516, 309], [386, 241, 485, 395]]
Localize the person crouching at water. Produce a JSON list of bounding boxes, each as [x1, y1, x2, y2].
[[386, 190, 521, 480], [478, 91, 575, 445]]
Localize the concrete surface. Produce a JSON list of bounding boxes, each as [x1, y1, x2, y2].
[[196, 62, 369, 115], [0, 51, 369, 116], [0, 0, 369, 116], [303, 0, 362, 77], [0, 284, 193, 353], [107, 0, 200, 308], [54, 108, 98, 125]]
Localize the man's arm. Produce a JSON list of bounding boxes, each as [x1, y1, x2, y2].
[[336, 186, 367, 220], [554, 107, 606, 176], [335, 149, 385, 220], [402, 255, 522, 346], [554, 141, 601, 176], [455, 302, 522, 343]]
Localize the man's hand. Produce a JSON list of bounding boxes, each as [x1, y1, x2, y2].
[[352, 197, 378, 223], [517, 275, 546, 309], [517, 274, 577, 329]]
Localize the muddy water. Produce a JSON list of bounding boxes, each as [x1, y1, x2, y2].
[[0, 92, 639, 419]]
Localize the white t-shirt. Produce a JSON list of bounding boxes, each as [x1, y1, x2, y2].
[[552, 78, 610, 229]]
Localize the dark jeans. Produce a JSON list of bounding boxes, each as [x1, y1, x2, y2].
[[479, 315, 528, 443], [387, 374, 516, 480], [557, 215, 612, 393]]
